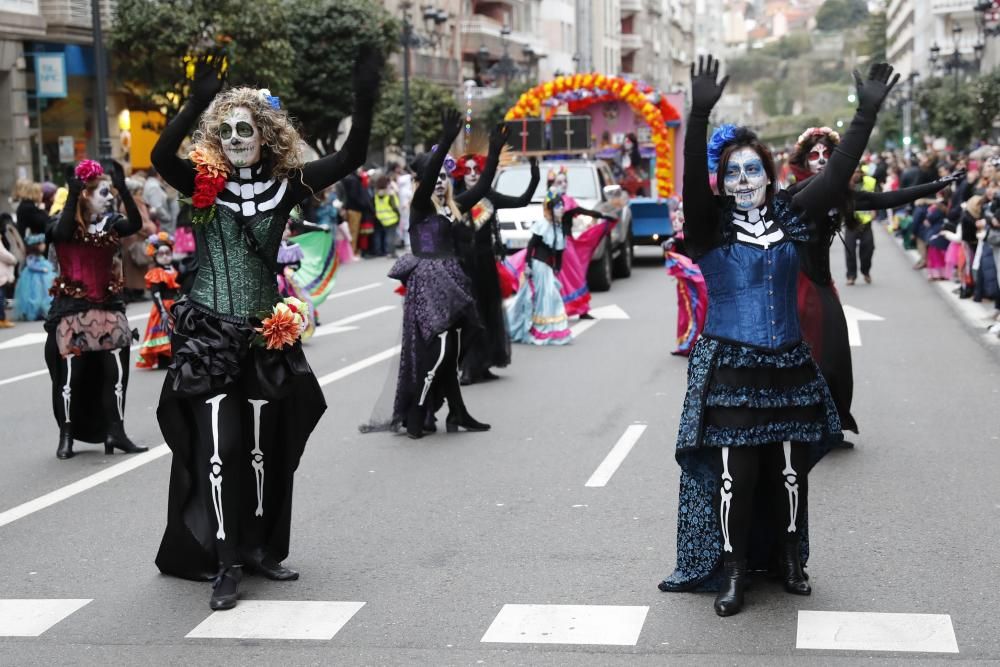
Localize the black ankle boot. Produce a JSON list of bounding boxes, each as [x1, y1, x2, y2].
[[104, 422, 148, 455], [210, 565, 243, 610], [423, 411, 437, 434], [56, 426, 75, 460], [714, 560, 749, 617], [778, 539, 811, 595], [445, 412, 490, 432], [406, 406, 427, 439]]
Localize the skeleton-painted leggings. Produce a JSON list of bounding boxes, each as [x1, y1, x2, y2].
[[416, 328, 468, 416], [191, 391, 276, 569], [57, 348, 130, 426], [717, 442, 809, 562]]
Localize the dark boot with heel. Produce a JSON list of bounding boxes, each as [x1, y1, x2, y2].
[[56, 426, 75, 460], [713, 560, 750, 617], [104, 422, 148, 455], [778, 539, 811, 595], [210, 565, 243, 610]]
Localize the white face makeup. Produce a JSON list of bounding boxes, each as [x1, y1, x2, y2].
[[553, 173, 568, 194], [807, 143, 829, 174], [462, 160, 480, 189], [155, 245, 173, 267], [723, 147, 769, 211], [219, 106, 261, 168], [434, 169, 449, 198], [87, 182, 114, 217]]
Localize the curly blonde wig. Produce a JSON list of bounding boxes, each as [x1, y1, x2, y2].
[[190, 87, 305, 183]]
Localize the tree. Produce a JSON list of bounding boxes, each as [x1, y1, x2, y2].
[[282, 0, 398, 153], [815, 0, 869, 32], [110, 0, 295, 123], [481, 81, 532, 129], [915, 78, 977, 147], [371, 77, 458, 154]]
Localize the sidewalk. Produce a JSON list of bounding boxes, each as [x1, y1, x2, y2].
[[881, 222, 1000, 349]]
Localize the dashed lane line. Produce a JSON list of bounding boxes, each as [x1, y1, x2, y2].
[[584, 424, 647, 488]]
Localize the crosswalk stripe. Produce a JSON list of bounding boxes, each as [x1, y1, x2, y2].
[[186, 601, 365, 640], [481, 604, 648, 646], [796, 610, 959, 653], [0, 599, 92, 637]]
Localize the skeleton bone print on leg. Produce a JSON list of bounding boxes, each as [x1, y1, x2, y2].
[[720, 447, 734, 553], [111, 351, 125, 420], [220, 107, 262, 169], [206, 394, 227, 540], [723, 147, 769, 211], [61, 358, 72, 423], [782, 441, 800, 533], [247, 399, 268, 517], [419, 332, 450, 407]]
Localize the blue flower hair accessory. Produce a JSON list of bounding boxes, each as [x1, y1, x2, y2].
[[430, 145, 457, 175], [707, 124, 739, 173], [258, 88, 281, 110]]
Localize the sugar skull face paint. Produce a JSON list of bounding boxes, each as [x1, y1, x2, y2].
[[723, 147, 769, 211], [434, 168, 449, 198], [462, 159, 480, 189], [87, 182, 114, 216], [807, 143, 829, 175], [220, 106, 261, 168]]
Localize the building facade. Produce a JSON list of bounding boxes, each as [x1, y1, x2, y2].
[[887, 0, 991, 83], [0, 0, 119, 210]]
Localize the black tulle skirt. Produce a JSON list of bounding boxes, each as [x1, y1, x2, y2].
[[461, 237, 511, 377]]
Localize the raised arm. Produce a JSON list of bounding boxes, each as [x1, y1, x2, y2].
[[107, 161, 142, 237], [151, 54, 226, 196], [455, 123, 509, 212], [412, 109, 463, 209], [792, 63, 899, 215], [854, 172, 961, 211], [682, 56, 728, 256], [299, 48, 384, 195], [50, 176, 82, 244], [489, 157, 539, 209]]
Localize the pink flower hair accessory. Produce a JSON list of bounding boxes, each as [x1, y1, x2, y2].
[[74, 159, 104, 182], [795, 127, 840, 147]]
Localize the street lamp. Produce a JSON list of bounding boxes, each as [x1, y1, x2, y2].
[[929, 23, 983, 95], [90, 0, 111, 159], [399, 2, 451, 159]]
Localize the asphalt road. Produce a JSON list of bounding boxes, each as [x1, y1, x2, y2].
[[0, 225, 997, 666]]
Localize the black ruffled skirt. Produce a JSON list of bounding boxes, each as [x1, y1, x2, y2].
[[662, 335, 841, 591], [461, 231, 511, 376], [155, 300, 326, 580]]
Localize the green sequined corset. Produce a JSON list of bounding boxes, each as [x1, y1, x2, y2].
[[189, 207, 282, 320]]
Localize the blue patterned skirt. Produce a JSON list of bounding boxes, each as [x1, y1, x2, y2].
[[662, 335, 841, 591], [506, 259, 572, 346]]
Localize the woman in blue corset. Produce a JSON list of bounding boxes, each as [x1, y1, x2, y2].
[[658, 56, 898, 616]]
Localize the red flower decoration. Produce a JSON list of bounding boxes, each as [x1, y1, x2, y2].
[[192, 172, 226, 208], [75, 159, 104, 182]]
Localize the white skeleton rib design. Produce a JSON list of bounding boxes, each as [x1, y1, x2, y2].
[[62, 358, 72, 423], [419, 332, 449, 406], [247, 399, 269, 517], [720, 447, 734, 553], [454, 328, 462, 382], [111, 351, 124, 421], [782, 441, 800, 533], [206, 394, 227, 540]]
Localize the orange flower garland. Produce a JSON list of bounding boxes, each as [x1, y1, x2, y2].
[[257, 297, 309, 350]]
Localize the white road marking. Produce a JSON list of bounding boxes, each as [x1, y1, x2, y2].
[[588, 304, 630, 319], [842, 304, 884, 347], [0, 347, 401, 529], [585, 424, 647, 487], [0, 599, 92, 637], [327, 282, 383, 300], [127, 312, 150, 323], [481, 604, 648, 645], [311, 305, 396, 339], [0, 332, 48, 351], [186, 601, 365, 640], [0, 446, 171, 529], [0, 368, 48, 387], [317, 346, 400, 386], [570, 319, 598, 337], [796, 611, 958, 653]]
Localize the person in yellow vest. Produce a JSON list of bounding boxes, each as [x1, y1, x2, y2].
[[373, 173, 400, 258], [844, 168, 878, 285]]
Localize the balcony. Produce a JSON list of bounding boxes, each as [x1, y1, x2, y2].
[[41, 0, 115, 40], [621, 0, 642, 15], [620, 33, 643, 53], [461, 14, 542, 59], [930, 0, 976, 13]]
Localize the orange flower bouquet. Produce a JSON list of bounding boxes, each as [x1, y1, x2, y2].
[[257, 297, 309, 350]]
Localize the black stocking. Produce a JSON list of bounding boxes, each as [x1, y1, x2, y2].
[[761, 441, 809, 543], [98, 348, 130, 424], [717, 446, 760, 563]]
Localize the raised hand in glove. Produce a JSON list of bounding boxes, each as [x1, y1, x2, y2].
[[690, 54, 729, 116], [189, 51, 227, 105], [353, 44, 385, 104], [63, 165, 83, 196], [488, 123, 510, 155], [940, 169, 967, 185], [441, 108, 464, 143], [852, 63, 900, 115], [103, 159, 128, 192]]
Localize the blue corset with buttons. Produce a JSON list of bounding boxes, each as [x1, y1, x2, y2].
[[699, 240, 802, 349]]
